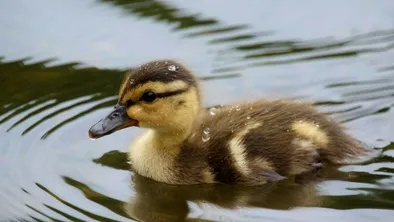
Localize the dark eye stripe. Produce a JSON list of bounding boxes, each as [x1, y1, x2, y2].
[[156, 89, 187, 98], [125, 88, 188, 107]]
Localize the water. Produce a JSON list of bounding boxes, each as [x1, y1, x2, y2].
[[1, 0, 394, 221], [167, 65, 177, 72], [202, 127, 211, 142]]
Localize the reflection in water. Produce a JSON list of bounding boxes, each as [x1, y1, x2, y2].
[[62, 177, 131, 221], [1, 0, 394, 221], [125, 174, 321, 222]]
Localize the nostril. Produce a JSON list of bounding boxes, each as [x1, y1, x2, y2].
[[110, 113, 120, 119]]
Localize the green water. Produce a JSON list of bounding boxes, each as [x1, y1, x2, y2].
[[1, 0, 394, 221]]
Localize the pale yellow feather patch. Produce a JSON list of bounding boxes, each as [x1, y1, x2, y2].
[[202, 168, 215, 183], [291, 121, 329, 146], [228, 122, 262, 175], [292, 138, 316, 151], [128, 130, 177, 184]]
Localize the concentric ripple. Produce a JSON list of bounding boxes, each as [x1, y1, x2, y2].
[[1, 0, 394, 221]]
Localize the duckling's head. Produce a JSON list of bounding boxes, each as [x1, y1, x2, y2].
[[89, 60, 201, 139]]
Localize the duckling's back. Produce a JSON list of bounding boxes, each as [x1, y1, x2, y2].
[[179, 100, 371, 185]]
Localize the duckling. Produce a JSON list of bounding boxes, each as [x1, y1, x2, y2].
[[88, 59, 374, 186]]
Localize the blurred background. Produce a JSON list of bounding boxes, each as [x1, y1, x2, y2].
[[1, 0, 394, 221]]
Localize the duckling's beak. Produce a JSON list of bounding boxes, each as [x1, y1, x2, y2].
[[88, 104, 138, 139]]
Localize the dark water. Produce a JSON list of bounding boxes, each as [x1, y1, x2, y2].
[[1, 0, 394, 221]]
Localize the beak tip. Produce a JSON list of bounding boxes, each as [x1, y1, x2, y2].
[[88, 130, 97, 139], [88, 128, 99, 139], [88, 122, 104, 139]]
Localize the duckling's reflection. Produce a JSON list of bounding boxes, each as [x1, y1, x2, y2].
[[124, 173, 323, 222]]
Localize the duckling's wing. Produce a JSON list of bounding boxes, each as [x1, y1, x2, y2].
[[258, 169, 287, 182]]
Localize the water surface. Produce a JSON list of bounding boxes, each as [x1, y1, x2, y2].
[[1, 0, 394, 221]]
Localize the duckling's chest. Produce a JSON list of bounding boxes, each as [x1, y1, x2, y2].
[[128, 132, 177, 184]]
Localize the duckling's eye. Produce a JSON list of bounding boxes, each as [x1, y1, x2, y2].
[[141, 91, 157, 103]]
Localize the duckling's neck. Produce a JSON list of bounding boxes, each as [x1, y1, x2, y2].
[[128, 127, 193, 183], [151, 128, 191, 155], [131, 106, 200, 158]]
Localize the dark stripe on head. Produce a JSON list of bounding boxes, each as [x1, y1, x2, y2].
[[124, 88, 189, 107], [119, 60, 198, 103], [156, 89, 187, 99]]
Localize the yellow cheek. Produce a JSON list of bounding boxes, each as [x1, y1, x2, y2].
[[127, 106, 144, 119], [127, 104, 161, 123]]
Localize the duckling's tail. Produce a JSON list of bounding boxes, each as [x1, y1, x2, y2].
[[323, 139, 382, 165]]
